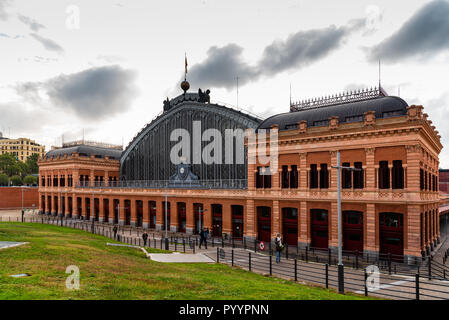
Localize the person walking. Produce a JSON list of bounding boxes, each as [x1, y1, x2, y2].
[[142, 231, 148, 247], [113, 225, 118, 240], [275, 233, 283, 263], [199, 228, 208, 249]]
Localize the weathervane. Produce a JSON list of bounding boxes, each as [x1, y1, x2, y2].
[[181, 53, 190, 96]]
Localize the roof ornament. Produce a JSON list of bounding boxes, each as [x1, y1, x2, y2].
[[180, 53, 190, 96], [290, 86, 388, 112]]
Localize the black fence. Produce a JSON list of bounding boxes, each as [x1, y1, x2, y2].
[[2, 214, 449, 300], [214, 246, 449, 300]]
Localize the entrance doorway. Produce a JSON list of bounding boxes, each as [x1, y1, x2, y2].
[[149, 201, 156, 229], [136, 200, 143, 227], [212, 204, 222, 237], [231, 205, 244, 239], [380, 212, 404, 259], [194, 203, 204, 234], [311, 209, 328, 249], [113, 199, 119, 224], [178, 202, 186, 233], [257, 206, 271, 242], [124, 200, 131, 225], [343, 211, 364, 252], [103, 199, 109, 223], [282, 207, 298, 246]]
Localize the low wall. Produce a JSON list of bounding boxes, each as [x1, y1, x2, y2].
[[0, 187, 39, 209]]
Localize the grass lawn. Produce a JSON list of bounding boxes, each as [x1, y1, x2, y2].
[[0, 222, 373, 300]]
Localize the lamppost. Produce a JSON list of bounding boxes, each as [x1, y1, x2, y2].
[[164, 184, 169, 250], [331, 151, 360, 294]]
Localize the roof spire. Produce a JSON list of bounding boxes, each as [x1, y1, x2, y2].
[[181, 53, 190, 95]]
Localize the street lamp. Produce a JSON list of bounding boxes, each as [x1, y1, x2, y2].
[[331, 151, 360, 294], [164, 183, 169, 250]]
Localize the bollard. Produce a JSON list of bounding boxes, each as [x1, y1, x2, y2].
[[249, 252, 252, 271], [232, 250, 234, 267], [338, 264, 344, 294], [217, 248, 220, 263], [325, 264, 329, 289], [388, 253, 392, 275], [294, 259, 297, 281], [415, 274, 420, 300]]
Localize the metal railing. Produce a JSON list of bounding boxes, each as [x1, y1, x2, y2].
[[75, 179, 248, 190], [3, 214, 449, 300]]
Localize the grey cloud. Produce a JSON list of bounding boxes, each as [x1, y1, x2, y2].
[[15, 65, 138, 121], [29, 33, 64, 53], [186, 19, 366, 90], [18, 14, 45, 32], [369, 0, 449, 62], [188, 44, 260, 90], [44, 65, 138, 120]]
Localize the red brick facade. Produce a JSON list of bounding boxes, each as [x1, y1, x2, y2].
[[38, 104, 443, 261], [0, 187, 39, 209]]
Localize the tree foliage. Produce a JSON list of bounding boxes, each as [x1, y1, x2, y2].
[[24, 175, 37, 186], [10, 175, 23, 186], [0, 153, 40, 178], [0, 173, 8, 186]]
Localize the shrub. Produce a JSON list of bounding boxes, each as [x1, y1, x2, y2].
[[10, 175, 23, 186], [24, 175, 37, 186], [0, 173, 8, 186]]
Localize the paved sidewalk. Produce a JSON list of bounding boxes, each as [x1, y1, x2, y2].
[[0, 241, 28, 250], [148, 252, 215, 263]]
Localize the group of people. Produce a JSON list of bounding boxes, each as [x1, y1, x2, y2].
[[112, 223, 285, 263]]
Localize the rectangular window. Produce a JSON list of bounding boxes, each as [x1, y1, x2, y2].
[[320, 163, 329, 189], [424, 171, 428, 191], [256, 166, 263, 189], [382, 110, 403, 118], [342, 162, 352, 189], [281, 165, 289, 189], [313, 120, 329, 127], [392, 160, 404, 189], [353, 162, 364, 189], [263, 167, 272, 189], [379, 161, 390, 189], [420, 169, 424, 190], [290, 165, 298, 189], [310, 164, 318, 189], [345, 115, 363, 123], [285, 124, 298, 130]]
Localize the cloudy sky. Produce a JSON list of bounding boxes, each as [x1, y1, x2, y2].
[[1, 0, 449, 166]]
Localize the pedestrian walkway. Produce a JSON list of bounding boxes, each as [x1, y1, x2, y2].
[[0, 241, 28, 250], [148, 252, 215, 263]]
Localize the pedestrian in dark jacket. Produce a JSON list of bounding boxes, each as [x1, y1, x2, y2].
[[275, 234, 283, 263], [199, 228, 208, 249], [113, 225, 118, 240], [142, 232, 148, 246]]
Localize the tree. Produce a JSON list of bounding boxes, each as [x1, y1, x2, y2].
[[24, 175, 37, 186], [0, 153, 20, 177], [10, 175, 23, 186], [0, 173, 8, 186], [25, 154, 39, 174]]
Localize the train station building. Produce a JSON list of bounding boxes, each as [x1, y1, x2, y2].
[[38, 82, 445, 263]]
